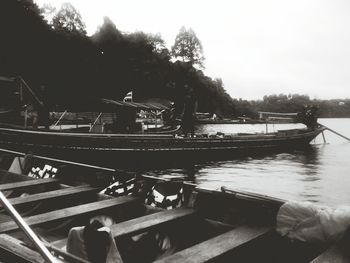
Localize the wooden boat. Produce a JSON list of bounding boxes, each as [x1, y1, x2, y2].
[[0, 122, 325, 168], [1, 75, 326, 168], [0, 154, 348, 263]]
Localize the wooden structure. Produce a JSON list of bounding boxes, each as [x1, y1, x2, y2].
[[0, 76, 47, 127], [0, 154, 348, 262]]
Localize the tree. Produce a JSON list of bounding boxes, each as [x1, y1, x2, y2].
[[171, 26, 205, 69], [92, 17, 122, 45], [40, 3, 56, 25], [52, 2, 86, 35], [147, 33, 169, 57]]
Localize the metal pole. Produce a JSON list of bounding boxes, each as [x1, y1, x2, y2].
[[89, 112, 102, 132], [51, 110, 67, 129], [0, 191, 58, 262]]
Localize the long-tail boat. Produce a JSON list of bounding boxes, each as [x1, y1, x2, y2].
[[0, 123, 324, 168], [0, 75, 324, 167], [0, 153, 348, 263]]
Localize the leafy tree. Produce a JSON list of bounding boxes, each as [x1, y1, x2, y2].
[[147, 33, 169, 57], [52, 2, 86, 35], [91, 17, 123, 46], [171, 26, 205, 68], [40, 3, 56, 25]]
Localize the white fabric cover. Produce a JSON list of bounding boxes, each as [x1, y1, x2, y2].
[[66, 215, 122, 263], [276, 201, 350, 243]]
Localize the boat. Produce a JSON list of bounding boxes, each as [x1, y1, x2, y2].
[[0, 154, 348, 263], [0, 123, 325, 168], [0, 75, 325, 168]]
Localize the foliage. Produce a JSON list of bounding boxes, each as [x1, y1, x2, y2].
[[247, 95, 350, 118], [1, 1, 235, 115], [52, 2, 86, 35], [4, 1, 348, 119], [171, 27, 205, 69], [40, 3, 56, 25]]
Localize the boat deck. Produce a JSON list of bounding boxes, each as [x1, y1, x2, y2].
[[0, 170, 347, 263]]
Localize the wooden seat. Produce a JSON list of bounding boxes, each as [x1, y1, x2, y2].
[[0, 234, 89, 263], [0, 195, 138, 233], [8, 185, 100, 206], [155, 226, 273, 263], [0, 178, 59, 191], [112, 208, 196, 238], [311, 245, 349, 263], [50, 208, 196, 251], [0, 234, 44, 263]]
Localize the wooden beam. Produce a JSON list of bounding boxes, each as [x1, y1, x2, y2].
[[0, 196, 138, 233], [0, 234, 45, 263], [112, 208, 196, 238], [8, 185, 100, 206], [311, 244, 350, 263], [0, 178, 59, 191], [155, 226, 272, 263]]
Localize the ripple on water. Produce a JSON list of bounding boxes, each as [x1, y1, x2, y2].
[[141, 119, 350, 207]]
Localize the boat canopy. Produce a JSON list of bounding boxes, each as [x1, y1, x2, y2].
[[56, 97, 171, 113], [100, 98, 170, 111]]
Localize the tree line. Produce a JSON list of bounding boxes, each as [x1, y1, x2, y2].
[[0, 0, 238, 119], [248, 94, 350, 118], [0, 1, 348, 119]]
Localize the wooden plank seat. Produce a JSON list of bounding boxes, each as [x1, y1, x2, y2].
[[0, 234, 89, 263], [8, 185, 101, 206], [0, 234, 45, 263], [111, 207, 196, 238], [154, 226, 273, 263], [311, 245, 350, 263], [311, 226, 350, 263], [50, 207, 196, 250], [0, 195, 138, 233], [0, 178, 59, 191]]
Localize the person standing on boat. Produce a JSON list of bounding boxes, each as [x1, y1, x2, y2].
[[181, 85, 197, 137], [297, 105, 319, 129]]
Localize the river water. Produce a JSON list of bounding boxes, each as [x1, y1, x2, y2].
[[142, 118, 350, 207]]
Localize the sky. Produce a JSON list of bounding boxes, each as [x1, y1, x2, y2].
[[35, 0, 350, 100]]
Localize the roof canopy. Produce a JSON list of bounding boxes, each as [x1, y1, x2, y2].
[[100, 98, 170, 111], [61, 98, 171, 112]]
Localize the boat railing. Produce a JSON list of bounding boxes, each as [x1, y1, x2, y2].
[[0, 147, 130, 176]]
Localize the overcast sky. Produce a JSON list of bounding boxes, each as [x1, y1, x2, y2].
[[35, 0, 350, 100]]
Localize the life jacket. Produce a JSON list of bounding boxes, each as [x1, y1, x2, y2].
[[145, 182, 184, 209]]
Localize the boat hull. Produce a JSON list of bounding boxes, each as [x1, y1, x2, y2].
[[0, 126, 324, 168]]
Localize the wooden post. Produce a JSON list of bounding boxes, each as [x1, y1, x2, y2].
[[321, 131, 326, 144], [24, 105, 28, 128], [319, 124, 350, 142], [19, 80, 24, 104]]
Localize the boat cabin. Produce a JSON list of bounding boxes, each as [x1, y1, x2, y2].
[[51, 98, 172, 134]]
